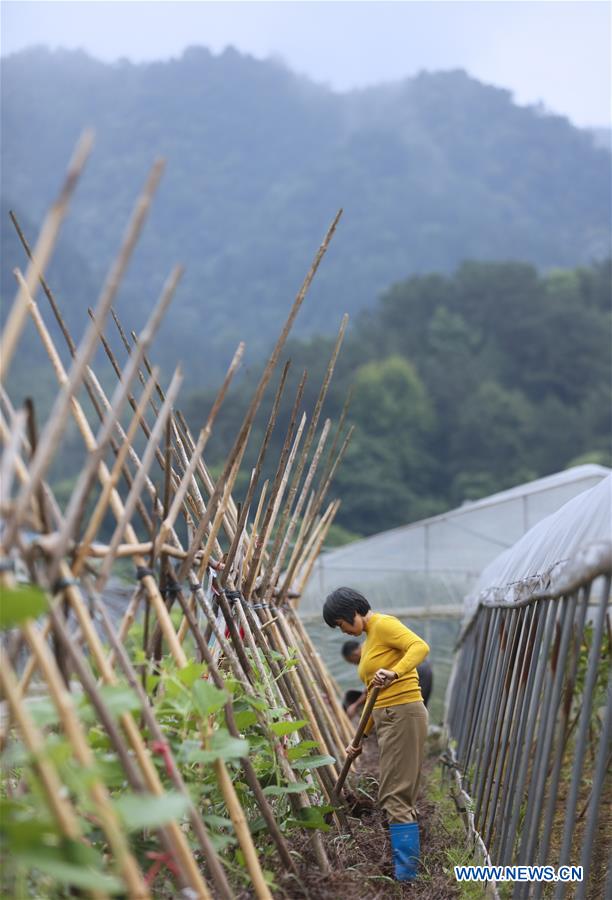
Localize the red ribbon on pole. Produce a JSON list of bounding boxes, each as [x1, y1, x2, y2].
[[151, 739, 174, 778]]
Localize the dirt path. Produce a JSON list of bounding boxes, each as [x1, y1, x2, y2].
[[265, 732, 471, 899]]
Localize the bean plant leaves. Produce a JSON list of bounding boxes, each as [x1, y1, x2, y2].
[[262, 781, 310, 796], [233, 709, 258, 730], [289, 805, 334, 831], [98, 685, 141, 717], [243, 695, 269, 712], [175, 662, 206, 686], [192, 680, 228, 716], [113, 791, 189, 831], [286, 740, 319, 761], [187, 730, 248, 764], [207, 831, 236, 852], [202, 814, 233, 829], [0, 585, 47, 628], [77, 685, 140, 725], [15, 852, 124, 894], [145, 673, 160, 693], [267, 706, 291, 720], [269, 719, 307, 737], [0, 802, 56, 850], [291, 754, 336, 771], [27, 697, 60, 728]]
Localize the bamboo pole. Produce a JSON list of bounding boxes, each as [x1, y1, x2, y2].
[[0, 659, 110, 900], [20, 288, 188, 667], [179, 209, 342, 582], [72, 372, 159, 574], [0, 412, 35, 501], [262, 418, 331, 604], [4, 161, 165, 548], [276, 605, 349, 765], [296, 501, 342, 597], [194, 456, 241, 582], [155, 342, 245, 554], [169, 581, 299, 877], [286, 424, 354, 603], [190, 578, 332, 873], [249, 412, 307, 591], [23, 398, 53, 537], [175, 407, 239, 535], [95, 306, 225, 548], [47, 261, 177, 572], [257, 604, 344, 788], [0, 660, 85, 841], [280, 491, 314, 597], [22, 621, 151, 899], [257, 314, 348, 600], [0, 408, 26, 506], [0, 131, 93, 380], [285, 603, 354, 746], [313, 385, 354, 514], [7, 373, 269, 898], [242, 373, 307, 598], [76, 348, 183, 555], [218, 361, 291, 585], [129, 327, 240, 538], [3, 392, 286, 892], [8, 210, 155, 541], [91, 593, 234, 900], [244, 600, 348, 835], [213, 758, 273, 900], [94, 368, 183, 590], [2, 186, 348, 886], [281, 409, 352, 601], [243, 479, 268, 580]]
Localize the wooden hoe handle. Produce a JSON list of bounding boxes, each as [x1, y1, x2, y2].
[[333, 685, 381, 797]]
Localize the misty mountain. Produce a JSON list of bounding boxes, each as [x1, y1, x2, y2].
[[589, 127, 612, 152], [2, 46, 610, 389]]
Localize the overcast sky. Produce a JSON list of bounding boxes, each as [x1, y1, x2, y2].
[[2, 1, 610, 127]]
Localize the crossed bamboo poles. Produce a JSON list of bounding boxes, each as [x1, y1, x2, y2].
[[1, 134, 359, 899]]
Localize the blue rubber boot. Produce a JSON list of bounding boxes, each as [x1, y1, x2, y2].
[[389, 822, 420, 881]]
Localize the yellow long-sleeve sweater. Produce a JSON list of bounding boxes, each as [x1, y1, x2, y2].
[[357, 613, 430, 735]]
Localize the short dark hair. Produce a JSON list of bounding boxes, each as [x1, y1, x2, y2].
[[342, 640, 360, 659], [323, 587, 371, 628]]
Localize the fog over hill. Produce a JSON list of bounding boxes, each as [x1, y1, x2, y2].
[[1, 45, 610, 389]]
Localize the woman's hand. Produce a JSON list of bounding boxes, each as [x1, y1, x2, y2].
[[345, 742, 363, 760], [372, 668, 399, 688]]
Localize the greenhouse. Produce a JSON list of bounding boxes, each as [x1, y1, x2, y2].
[[464, 471, 612, 619], [444, 472, 611, 896], [298, 464, 611, 619]]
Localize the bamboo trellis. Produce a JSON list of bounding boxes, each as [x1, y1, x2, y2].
[[0, 135, 358, 899]]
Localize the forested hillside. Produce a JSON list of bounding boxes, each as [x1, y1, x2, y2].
[[2, 46, 610, 391], [184, 259, 612, 537]]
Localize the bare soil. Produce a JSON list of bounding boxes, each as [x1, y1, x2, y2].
[[256, 732, 471, 900]]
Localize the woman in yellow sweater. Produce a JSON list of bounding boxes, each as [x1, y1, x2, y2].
[[323, 586, 429, 882]]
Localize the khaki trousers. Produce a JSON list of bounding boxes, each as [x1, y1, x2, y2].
[[373, 700, 428, 824]]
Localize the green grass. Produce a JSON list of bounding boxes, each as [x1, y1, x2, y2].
[[425, 767, 490, 899]]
